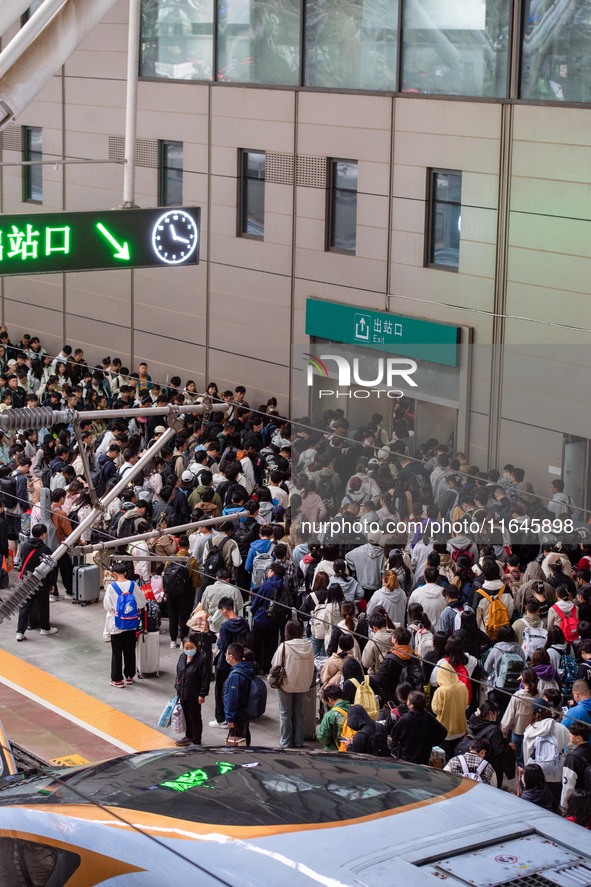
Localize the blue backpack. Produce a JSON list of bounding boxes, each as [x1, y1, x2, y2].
[[245, 675, 267, 720], [113, 581, 140, 631]]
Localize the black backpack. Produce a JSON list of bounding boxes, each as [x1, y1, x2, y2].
[[163, 562, 192, 599], [90, 463, 108, 498], [398, 656, 424, 691], [267, 578, 293, 626], [316, 476, 336, 515], [0, 475, 17, 508], [233, 518, 258, 557], [367, 723, 391, 758], [201, 537, 230, 588]]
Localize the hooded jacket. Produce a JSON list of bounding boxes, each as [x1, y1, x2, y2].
[[501, 688, 538, 736], [345, 543, 384, 591], [250, 574, 283, 628], [475, 579, 515, 632], [431, 664, 469, 739], [390, 708, 447, 764], [522, 717, 571, 781], [562, 697, 591, 734], [375, 643, 420, 704], [547, 599, 578, 634], [532, 663, 560, 694], [347, 705, 381, 755], [217, 616, 249, 659], [20, 537, 55, 591], [332, 573, 364, 603], [512, 612, 544, 646], [316, 699, 351, 751], [366, 586, 406, 626], [270, 637, 315, 693], [223, 659, 256, 726], [407, 583, 447, 628], [362, 628, 396, 674], [484, 641, 526, 684]]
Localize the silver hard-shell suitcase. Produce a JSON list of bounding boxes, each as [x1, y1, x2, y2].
[[73, 564, 100, 606], [136, 631, 160, 678]]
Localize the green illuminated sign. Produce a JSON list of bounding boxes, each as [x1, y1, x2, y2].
[[306, 298, 460, 367], [0, 207, 200, 276]]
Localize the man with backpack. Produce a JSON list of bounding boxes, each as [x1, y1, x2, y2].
[[474, 560, 515, 637], [523, 699, 571, 804], [199, 567, 244, 634], [209, 596, 250, 729], [444, 737, 497, 785], [483, 626, 526, 715], [224, 642, 257, 746], [438, 586, 473, 637], [103, 561, 146, 687], [15, 524, 59, 642], [163, 542, 199, 649], [375, 627, 424, 704], [201, 522, 241, 590], [245, 523, 275, 589]]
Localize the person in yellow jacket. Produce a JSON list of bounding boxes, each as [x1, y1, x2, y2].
[[431, 662, 469, 760]]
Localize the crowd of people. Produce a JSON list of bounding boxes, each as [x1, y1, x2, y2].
[[0, 326, 591, 829]]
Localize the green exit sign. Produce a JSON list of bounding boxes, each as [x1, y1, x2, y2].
[[0, 207, 200, 276]]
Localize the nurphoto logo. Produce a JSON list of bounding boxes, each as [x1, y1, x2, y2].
[[304, 353, 418, 399]]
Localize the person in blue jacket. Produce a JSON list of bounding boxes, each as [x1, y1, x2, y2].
[[563, 680, 591, 743], [224, 642, 256, 746], [244, 523, 275, 587], [250, 562, 284, 673]]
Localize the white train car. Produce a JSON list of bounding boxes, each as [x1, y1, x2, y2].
[[0, 748, 589, 887]]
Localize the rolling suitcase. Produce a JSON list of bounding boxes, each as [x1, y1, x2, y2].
[[73, 564, 100, 606], [137, 631, 160, 678]]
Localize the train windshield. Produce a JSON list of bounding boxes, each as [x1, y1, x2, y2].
[[1, 750, 465, 826]]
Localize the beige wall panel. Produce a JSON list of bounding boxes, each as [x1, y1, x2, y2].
[[207, 348, 289, 412], [134, 265, 206, 324], [512, 141, 591, 186], [183, 171, 208, 206], [212, 118, 293, 155], [210, 230, 293, 274], [294, 249, 386, 293], [64, 315, 130, 366], [65, 78, 125, 109], [213, 87, 294, 123], [298, 124, 390, 163], [499, 418, 564, 497], [509, 212, 591, 258], [65, 105, 126, 136], [512, 105, 591, 146], [395, 98, 502, 140], [213, 174, 238, 209], [4, 300, 62, 348], [362, 161, 393, 196], [294, 279, 385, 315], [75, 22, 128, 54], [510, 177, 591, 221], [299, 93, 392, 130], [467, 410, 492, 468], [66, 53, 127, 81], [391, 230, 424, 266], [461, 206, 498, 245], [506, 246, 591, 294], [394, 132, 500, 175], [459, 240, 497, 280], [133, 331, 205, 384], [462, 174, 499, 212], [4, 275, 63, 314], [295, 187, 326, 222], [356, 193, 389, 231], [265, 212, 294, 248], [355, 226, 389, 264], [388, 264, 496, 316], [138, 82, 210, 117], [505, 282, 590, 329], [392, 164, 427, 200], [134, 303, 205, 347], [504, 317, 590, 349], [295, 216, 326, 252], [209, 146, 240, 177], [392, 196, 425, 234]]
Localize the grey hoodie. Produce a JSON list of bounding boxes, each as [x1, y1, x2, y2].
[[346, 543, 384, 590]]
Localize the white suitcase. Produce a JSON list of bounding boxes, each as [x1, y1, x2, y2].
[[136, 631, 160, 678]]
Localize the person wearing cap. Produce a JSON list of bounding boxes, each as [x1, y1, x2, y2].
[[103, 561, 146, 687], [522, 699, 572, 803], [546, 558, 577, 599]]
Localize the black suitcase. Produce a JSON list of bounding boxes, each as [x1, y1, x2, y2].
[[73, 564, 100, 606]]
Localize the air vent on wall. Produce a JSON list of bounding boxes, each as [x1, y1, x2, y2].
[[2, 125, 22, 152], [266, 152, 294, 185], [296, 155, 326, 188], [108, 136, 159, 168]]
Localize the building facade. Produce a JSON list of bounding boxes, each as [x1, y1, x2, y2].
[[0, 0, 590, 508]]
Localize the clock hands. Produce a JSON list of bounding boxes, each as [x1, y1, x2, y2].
[[169, 224, 190, 245]]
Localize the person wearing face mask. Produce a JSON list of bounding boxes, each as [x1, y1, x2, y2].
[[174, 633, 210, 747]]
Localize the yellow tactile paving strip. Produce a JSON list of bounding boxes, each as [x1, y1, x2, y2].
[[0, 650, 175, 754]]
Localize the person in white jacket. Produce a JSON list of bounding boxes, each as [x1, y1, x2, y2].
[[407, 566, 446, 628], [270, 620, 315, 749], [522, 699, 572, 803]]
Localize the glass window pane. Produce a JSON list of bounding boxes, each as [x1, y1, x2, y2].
[[217, 0, 300, 85], [330, 160, 357, 252], [140, 0, 214, 81], [428, 170, 461, 269], [521, 0, 591, 102], [402, 0, 510, 97], [24, 127, 42, 203], [160, 140, 183, 206], [241, 150, 265, 238], [305, 0, 398, 90]]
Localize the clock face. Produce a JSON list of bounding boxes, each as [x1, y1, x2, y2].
[[151, 210, 198, 265]]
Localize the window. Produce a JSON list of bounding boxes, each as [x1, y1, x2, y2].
[[402, 0, 511, 98], [327, 160, 358, 253], [426, 169, 462, 270], [239, 150, 265, 239], [140, 0, 214, 80], [23, 126, 42, 203], [159, 140, 183, 206], [520, 0, 591, 102], [305, 0, 399, 91], [217, 0, 300, 85]]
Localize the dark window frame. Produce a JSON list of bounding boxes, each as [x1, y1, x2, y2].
[[326, 157, 358, 254], [22, 125, 43, 204], [158, 140, 183, 207], [425, 167, 462, 272], [237, 149, 266, 240]]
